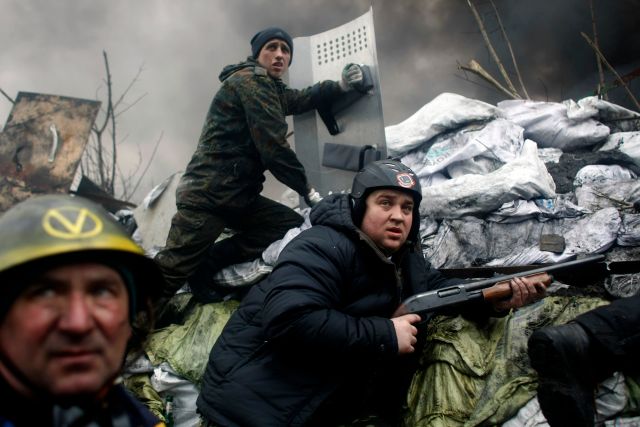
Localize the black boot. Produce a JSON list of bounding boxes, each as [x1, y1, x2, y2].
[[528, 323, 596, 427]]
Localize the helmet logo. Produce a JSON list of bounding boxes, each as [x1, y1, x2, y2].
[[396, 173, 415, 189], [42, 207, 103, 240]]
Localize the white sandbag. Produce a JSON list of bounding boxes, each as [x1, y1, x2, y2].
[[574, 96, 640, 133], [418, 172, 449, 188], [502, 396, 548, 427], [574, 179, 640, 212], [617, 213, 640, 247], [150, 362, 201, 427], [447, 155, 504, 179], [486, 207, 620, 266], [262, 209, 312, 265], [574, 164, 637, 188], [401, 118, 524, 178], [486, 196, 588, 224], [498, 99, 610, 151], [385, 93, 500, 157], [599, 132, 640, 164], [420, 140, 556, 219], [211, 258, 273, 288]]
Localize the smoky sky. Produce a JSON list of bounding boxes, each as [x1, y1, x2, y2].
[[1, 0, 639, 203]]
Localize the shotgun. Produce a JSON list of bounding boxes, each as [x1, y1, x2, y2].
[[395, 254, 605, 316]]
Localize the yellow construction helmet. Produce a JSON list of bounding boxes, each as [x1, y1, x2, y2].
[[0, 194, 164, 318]]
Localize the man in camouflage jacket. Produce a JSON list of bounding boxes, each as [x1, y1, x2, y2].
[[155, 27, 365, 302]]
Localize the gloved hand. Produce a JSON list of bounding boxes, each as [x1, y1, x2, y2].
[[304, 187, 322, 207], [339, 63, 364, 92]]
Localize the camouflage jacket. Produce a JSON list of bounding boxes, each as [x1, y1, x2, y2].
[[177, 57, 343, 209]]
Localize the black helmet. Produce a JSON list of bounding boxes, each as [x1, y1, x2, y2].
[[350, 159, 422, 243], [0, 194, 164, 321]]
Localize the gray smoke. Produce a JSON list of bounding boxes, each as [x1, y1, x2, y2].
[[1, 0, 638, 202]]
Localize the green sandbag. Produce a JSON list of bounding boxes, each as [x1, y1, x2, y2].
[[405, 295, 609, 427], [144, 295, 239, 385]]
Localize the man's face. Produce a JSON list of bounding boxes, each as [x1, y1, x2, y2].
[[360, 189, 414, 254], [257, 38, 291, 79], [0, 262, 131, 398]]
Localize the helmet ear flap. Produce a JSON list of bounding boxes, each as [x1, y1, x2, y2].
[[350, 194, 367, 228]]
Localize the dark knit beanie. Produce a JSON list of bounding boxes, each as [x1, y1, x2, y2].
[[250, 27, 293, 65]]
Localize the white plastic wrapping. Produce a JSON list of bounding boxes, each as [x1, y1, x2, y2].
[[498, 98, 610, 151], [149, 362, 201, 427], [617, 213, 640, 247], [486, 208, 620, 266], [574, 164, 637, 188], [574, 180, 640, 212], [385, 92, 500, 157], [486, 196, 588, 224], [419, 140, 556, 219], [599, 131, 640, 164], [401, 118, 524, 178]]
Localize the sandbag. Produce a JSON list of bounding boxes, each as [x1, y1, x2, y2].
[[405, 296, 609, 427], [419, 140, 555, 219], [617, 213, 640, 247], [572, 96, 640, 133], [599, 132, 640, 165], [486, 208, 620, 266], [574, 164, 637, 188], [385, 92, 500, 157], [485, 195, 588, 224], [144, 296, 239, 384], [546, 151, 640, 194], [498, 98, 610, 151], [575, 180, 640, 212], [401, 118, 524, 178]]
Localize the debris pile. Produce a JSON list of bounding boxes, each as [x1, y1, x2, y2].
[[126, 92, 640, 425]]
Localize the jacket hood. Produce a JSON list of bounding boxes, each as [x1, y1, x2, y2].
[[218, 57, 260, 82], [309, 194, 359, 235]]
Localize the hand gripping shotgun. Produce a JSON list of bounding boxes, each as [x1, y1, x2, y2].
[[395, 254, 605, 316]]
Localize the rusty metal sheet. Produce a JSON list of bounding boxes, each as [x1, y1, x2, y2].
[[0, 92, 100, 212]]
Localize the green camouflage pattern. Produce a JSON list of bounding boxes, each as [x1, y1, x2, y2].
[[177, 57, 343, 209], [405, 295, 610, 427]]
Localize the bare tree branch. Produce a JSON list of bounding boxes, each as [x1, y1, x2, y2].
[[129, 131, 163, 199], [466, 0, 521, 98], [459, 59, 520, 99], [0, 88, 15, 104], [115, 93, 147, 117], [112, 63, 145, 112], [588, 0, 607, 99], [488, 0, 530, 99], [581, 32, 640, 111]]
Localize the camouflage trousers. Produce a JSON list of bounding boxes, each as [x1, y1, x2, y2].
[[154, 195, 303, 299]]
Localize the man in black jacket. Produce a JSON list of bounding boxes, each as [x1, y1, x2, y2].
[[196, 159, 545, 426]]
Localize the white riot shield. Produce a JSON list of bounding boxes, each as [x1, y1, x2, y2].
[[290, 7, 386, 197]]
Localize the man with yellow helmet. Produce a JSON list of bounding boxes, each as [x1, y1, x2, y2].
[[0, 194, 164, 426]]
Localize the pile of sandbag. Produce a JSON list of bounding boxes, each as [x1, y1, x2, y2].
[[386, 93, 640, 426], [387, 93, 640, 273], [124, 92, 640, 426]]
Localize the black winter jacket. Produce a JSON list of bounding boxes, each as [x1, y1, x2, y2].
[[196, 194, 464, 426]]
